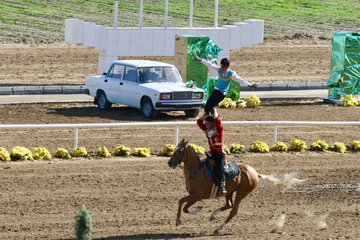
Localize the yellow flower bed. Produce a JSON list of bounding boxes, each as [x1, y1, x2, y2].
[[218, 97, 246, 108], [219, 97, 236, 108], [229, 144, 246, 153], [134, 148, 151, 157], [289, 139, 307, 151], [0, 147, 11, 161], [310, 138, 329, 151], [10, 146, 33, 160], [329, 142, 346, 153], [249, 141, 269, 153], [53, 148, 71, 159], [340, 95, 358, 107], [33, 147, 52, 160], [96, 147, 111, 157], [271, 141, 288, 151], [352, 140, 360, 152], [159, 144, 176, 156], [113, 145, 131, 156], [72, 147, 90, 157], [189, 143, 205, 154], [245, 94, 261, 107]]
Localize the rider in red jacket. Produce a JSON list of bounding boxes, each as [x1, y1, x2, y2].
[[197, 108, 227, 196]]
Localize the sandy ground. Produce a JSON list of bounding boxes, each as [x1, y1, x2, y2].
[[1, 40, 360, 240], [0, 38, 331, 87]]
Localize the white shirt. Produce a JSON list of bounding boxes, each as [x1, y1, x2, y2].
[[201, 59, 250, 87]]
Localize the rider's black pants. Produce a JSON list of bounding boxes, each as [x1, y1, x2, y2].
[[205, 90, 225, 115], [212, 150, 226, 187]]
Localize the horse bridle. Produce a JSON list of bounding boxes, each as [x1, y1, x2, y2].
[[169, 142, 204, 183], [169, 142, 188, 169]]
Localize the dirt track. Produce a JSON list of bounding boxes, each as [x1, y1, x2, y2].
[[1, 40, 360, 240]]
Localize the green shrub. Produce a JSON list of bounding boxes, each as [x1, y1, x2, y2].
[[74, 205, 92, 240]]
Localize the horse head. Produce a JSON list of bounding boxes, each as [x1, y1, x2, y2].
[[167, 139, 189, 169]]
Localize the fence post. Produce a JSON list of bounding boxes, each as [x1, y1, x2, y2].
[[273, 125, 277, 145], [74, 128, 78, 148], [175, 126, 179, 145]]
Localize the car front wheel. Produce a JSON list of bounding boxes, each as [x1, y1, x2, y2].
[[141, 98, 157, 119], [97, 91, 112, 111], [185, 109, 200, 118]]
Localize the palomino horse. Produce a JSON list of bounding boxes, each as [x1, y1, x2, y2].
[[167, 139, 306, 234]]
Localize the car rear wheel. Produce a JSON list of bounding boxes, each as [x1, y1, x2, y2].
[[141, 98, 157, 119], [97, 91, 112, 111], [185, 109, 200, 118]]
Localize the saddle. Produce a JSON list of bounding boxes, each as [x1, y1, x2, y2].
[[204, 158, 240, 181]]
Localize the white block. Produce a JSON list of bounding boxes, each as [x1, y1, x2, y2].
[[98, 50, 118, 75], [141, 28, 154, 56], [107, 28, 120, 56], [153, 28, 165, 55], [118, 28, 131, 56], [234, 22, 252, 47], [245, 19, 264, 43], [175, 28, 190, 35], [222, 25, 241, 49], [164, 28, 176, 56], [65, 19, 84, 44], [83, 22, 96, 47], [207, 28, 220, 46], [130, 29, 142, 56], [195, 28, 209, 37], [95, 25, 107, 51], [217, 28, 230, 55]]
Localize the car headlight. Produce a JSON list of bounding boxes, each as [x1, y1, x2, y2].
[[160, 93, 172, 100], [193, 92, 203, 99]]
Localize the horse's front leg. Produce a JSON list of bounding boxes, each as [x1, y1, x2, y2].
[[176, 192, 201, 226]]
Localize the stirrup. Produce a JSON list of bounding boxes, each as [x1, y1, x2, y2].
[[220, 188, 227, 196]]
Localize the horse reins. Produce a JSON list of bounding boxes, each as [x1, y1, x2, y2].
[[170, 143, 204, 183]]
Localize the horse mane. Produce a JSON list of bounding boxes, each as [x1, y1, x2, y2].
[[187, 144, 201, 163]]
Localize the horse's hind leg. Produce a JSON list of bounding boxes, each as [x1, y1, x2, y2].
[[176, 193, 201, 226], [214, 190, 249, 235], [210, 192, 233, 221]]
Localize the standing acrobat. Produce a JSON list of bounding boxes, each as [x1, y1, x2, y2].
[[197, 108, 227, 196], [194, 53, 258, 115]]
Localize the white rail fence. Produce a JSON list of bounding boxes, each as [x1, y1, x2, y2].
[[1, 121, 360, 148]]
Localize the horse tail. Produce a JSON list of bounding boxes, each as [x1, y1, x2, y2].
[[258, 172, 307, 190]]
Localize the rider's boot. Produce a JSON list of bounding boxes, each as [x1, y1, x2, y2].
[[220, 180, 227, 196]]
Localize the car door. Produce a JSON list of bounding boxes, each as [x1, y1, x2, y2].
[[103, 64, 125, 104], [120, 66, 138, 107]]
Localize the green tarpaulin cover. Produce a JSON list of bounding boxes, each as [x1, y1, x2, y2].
[[327, 32, 360, 99]]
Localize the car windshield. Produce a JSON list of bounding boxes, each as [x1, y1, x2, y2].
[[138, 67, 182, 84]]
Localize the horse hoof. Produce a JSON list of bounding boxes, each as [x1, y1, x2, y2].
[[213, 229, 220, 235], [176, 219, 181, 226], [210, 215, 215, 221]]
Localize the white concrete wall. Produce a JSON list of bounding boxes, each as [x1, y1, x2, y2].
[[64, 19, 264, 75]]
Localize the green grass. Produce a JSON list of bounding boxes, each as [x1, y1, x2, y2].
[[1, 0, 360, 40]]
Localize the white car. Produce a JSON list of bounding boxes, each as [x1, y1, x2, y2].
[[85, 60, 205, 119]]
